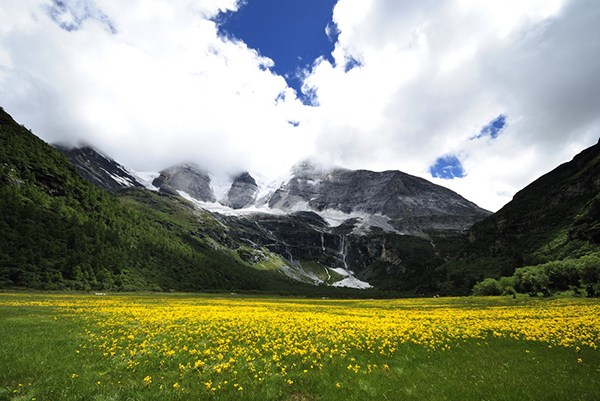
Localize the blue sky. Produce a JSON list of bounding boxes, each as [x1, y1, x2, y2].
[[472, 115, 506, 140], [216, 0, 338, 104], [432, 114, 507, 180], [1, 0, 600, 211], [430, 155, 466, 180]]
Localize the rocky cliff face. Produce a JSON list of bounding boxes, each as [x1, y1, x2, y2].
[[468, 138, 600, 253], [222, 172, 258, 209], [54, 146, 491, 291], [440, 138, 600, 294], [152, 164, 216, 202], [268, 161, 491, 236], [53, 145, 145, 191], [182, 202, 463, 291]]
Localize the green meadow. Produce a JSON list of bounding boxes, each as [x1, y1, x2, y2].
[[1, 293, 599, 400]]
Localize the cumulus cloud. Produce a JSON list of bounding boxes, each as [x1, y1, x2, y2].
[[1, 0, 599, 212], [304, 0, 600, 210], [0, 0, 313, 175]]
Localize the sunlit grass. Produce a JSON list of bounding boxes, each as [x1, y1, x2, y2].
[[1, 293, 599, 400]]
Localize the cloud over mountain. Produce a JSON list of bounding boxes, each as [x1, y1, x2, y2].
[[1, 0, 599, 212]]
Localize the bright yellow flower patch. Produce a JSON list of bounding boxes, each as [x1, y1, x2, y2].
[[2, 294, 598, 392]]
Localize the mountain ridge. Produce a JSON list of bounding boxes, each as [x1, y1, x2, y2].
[[55, 146, 491, 239], [0, 107, 326, 294], [52, 143, 492, 291], [438, 137, 600, 294], [53, 144, 149, 191], [9, 106, 598, 296], [268, 162, 490, 237]]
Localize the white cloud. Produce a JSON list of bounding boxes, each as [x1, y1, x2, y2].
[[1, 0, 599, 212], [0, 0, 314, 175], [303, 0, 600, 211]]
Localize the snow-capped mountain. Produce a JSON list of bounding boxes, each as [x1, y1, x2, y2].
[[53, 145, 156, 190], [54, 145, 491, 290], [267, 160, 491, 236], [144, 159, 491, 237], [152, 163, 215, 202]]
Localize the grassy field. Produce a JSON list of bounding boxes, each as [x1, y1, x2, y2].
[[1, 293, 599, 400]]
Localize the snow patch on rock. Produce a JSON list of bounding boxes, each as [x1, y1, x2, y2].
[[209, 173, 233, 204], [130, 170, 160, 191], [331, 277, 372, 289]]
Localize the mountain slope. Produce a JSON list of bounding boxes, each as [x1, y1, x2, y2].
[[53, 145, 147, 190], [269, 161, 491, 236], [439, 138, 600, 294], [50, 145, 491, 292], [0, 107, 311, 293], [153, 164, 216, 202], [60, 148, 491, 238]]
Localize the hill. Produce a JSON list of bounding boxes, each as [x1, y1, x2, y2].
[[55, 145, 492, 293], [439, 139, 600, 294], [13, 105, 597, 297], [0, 107, 321, 294]]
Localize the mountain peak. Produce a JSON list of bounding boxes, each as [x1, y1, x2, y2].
[[269, 164, 491, 237], [222, 172, 259, 209], [53, 144, 491, 238], [291, 158, 347, 177], [53, 144, 146, 191], [152, 163, 215, 202]]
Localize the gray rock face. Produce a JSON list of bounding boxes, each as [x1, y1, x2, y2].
[[49, 142, 493, 291], [53, 145, 145, 191], [268, 161, 491, 235], [152, 164, 215, 202], [222, 172, 258, 209], [55, 145, 489, 239]]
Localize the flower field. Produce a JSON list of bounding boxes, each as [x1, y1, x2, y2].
[[1, 293, 600, 400]]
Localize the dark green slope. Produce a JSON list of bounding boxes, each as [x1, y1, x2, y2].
[[439, 139, 600, 294], [0, 107, 304, 292]]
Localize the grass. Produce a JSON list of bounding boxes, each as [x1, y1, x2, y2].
[[1, 293, 599, 400], [298, 261, 345, 284]]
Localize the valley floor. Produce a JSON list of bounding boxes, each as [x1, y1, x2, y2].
[[1, 293, 599, 400]]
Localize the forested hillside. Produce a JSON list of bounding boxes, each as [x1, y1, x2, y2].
[[437, 139, 600, 295], [0, 107, 310, 293], [4, 103, 597, 298]]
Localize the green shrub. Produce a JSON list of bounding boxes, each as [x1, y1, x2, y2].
[[472, 278, 502, 296], [514, 265, 550, 296], [578, 253, 600, 284], [502, 285, 517, 297], [498, 276, 514, 289]]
